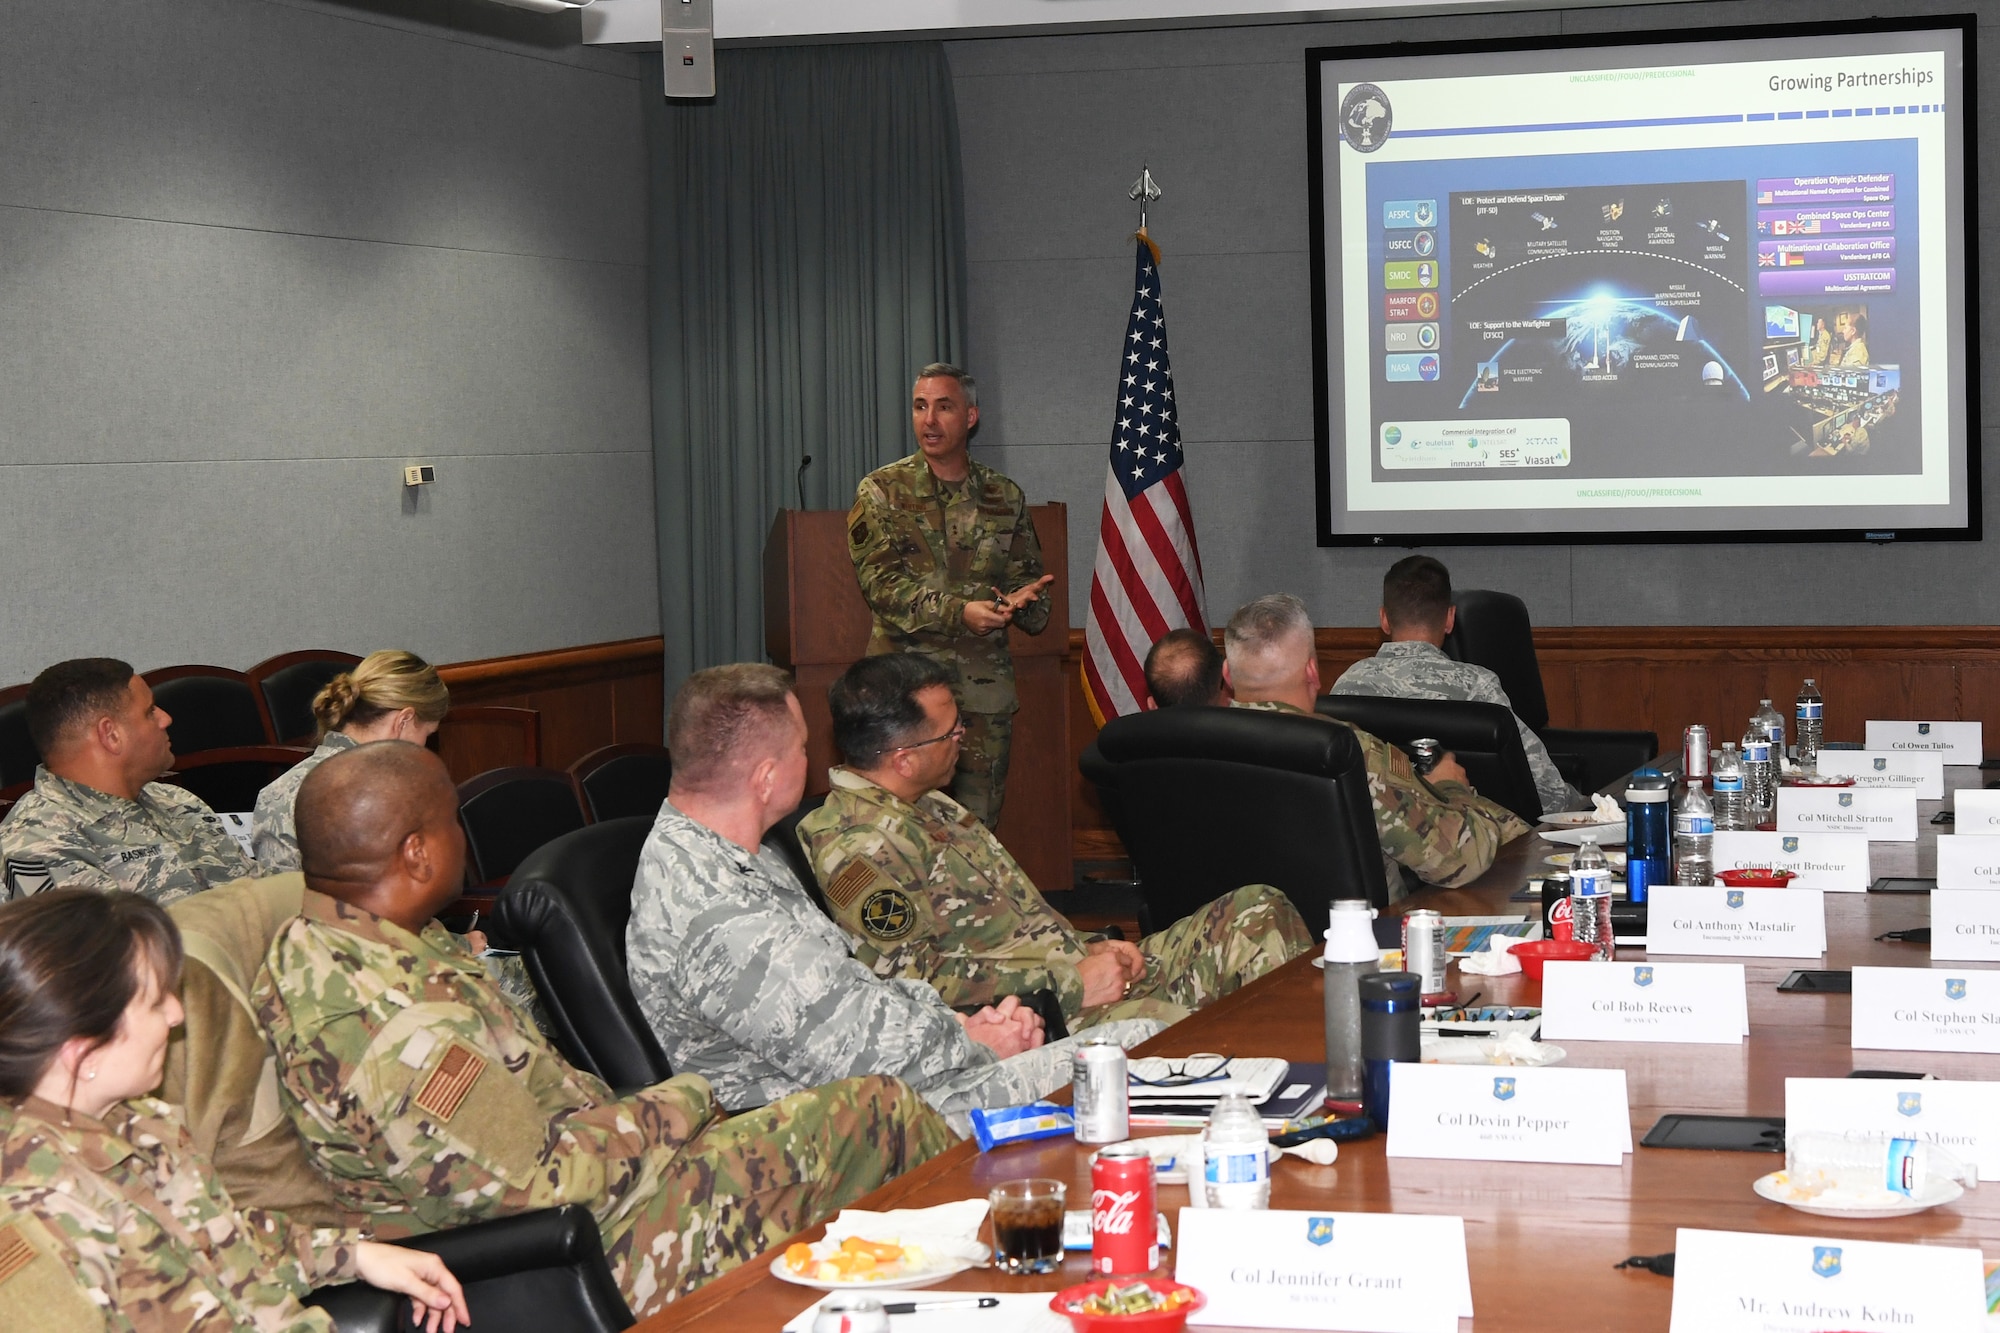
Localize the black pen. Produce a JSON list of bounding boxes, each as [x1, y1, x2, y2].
[[880, 1296, 1001, 1315]]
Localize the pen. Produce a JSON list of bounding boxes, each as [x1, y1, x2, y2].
[[880, 1297, 1001, 1315]]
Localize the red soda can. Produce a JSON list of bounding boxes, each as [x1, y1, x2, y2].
[[1090, 1143, 1158, 1276]]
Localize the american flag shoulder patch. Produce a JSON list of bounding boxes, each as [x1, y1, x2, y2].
[[824, 858, 882, 910], [413, 1042, 486, 1122], [0, 1224, 36, 1286]]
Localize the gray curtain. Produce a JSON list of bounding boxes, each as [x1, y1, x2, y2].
[[647, 43, 967, 695]]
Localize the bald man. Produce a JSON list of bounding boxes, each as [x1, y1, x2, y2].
[[1143, 629, 1229, 709], [253, 742, 952, 1316]]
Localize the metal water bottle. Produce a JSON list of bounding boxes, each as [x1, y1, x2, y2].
[[1322, 901, 1377, 1103]]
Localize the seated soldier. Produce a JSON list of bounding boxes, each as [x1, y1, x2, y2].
[[1331, 556, 1581, 817], [797, 654, 1313, 1029], [254, 740, 952, 1317], [625, 664, 1163, 1128], [2, 658, 254, 903], [1143, 628, 1231, 709], [1224, 593, 1529, 898]]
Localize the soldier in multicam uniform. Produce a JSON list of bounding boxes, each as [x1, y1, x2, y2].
[[256, 740, 947, 1317], [0, 888, 469, 1333], [624, 665, 1163, 1133], [1, 658, 254, 905], [847, 363, 1055, 828], [1331, 556, 1582, 817], [799, 654, 1312, 1027], [1225, 595, 1530, 899]]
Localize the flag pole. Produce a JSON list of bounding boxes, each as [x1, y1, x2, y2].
[[1129, 166, 1162, 262]]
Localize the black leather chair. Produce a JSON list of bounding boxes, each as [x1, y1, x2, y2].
[[1445, 589, 1658, 794], [162, 744, 313, 814], [305, 1205, 633, 1333], [0, 682, 37, 800], [143, 665, 275, 756], [570, 743, 674, 823], [249, 650, 361, 745], [496, 818, 672, 1090], [1316, 695, 1543, 825], [1088, 706, 1389, 934], [766, 792, 829, 912], [459, 767, 589, 887]]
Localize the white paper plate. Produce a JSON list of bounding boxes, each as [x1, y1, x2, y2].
[[770, 1243, 990, 1291], [1544, 850, 1627, 869], [1421, 1038, 1566, 1067], [1540, 826, 1628, 848], [1541, 810, 1625, 829], [1751, 1171, 1963, 1219]]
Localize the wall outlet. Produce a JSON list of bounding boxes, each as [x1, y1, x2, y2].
[[403, 464, 437, 486]]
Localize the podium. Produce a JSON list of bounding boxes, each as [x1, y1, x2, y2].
[[764, 506, 1072, 897]]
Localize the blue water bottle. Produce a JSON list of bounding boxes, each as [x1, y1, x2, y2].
[[1359, 971, 1421, 1131], [1623, 769, 1672, 905]]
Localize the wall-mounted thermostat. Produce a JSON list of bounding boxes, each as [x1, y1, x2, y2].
[[403, 464, 437, 486]]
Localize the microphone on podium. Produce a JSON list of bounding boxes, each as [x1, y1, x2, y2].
[[796, 454, 813, 510]]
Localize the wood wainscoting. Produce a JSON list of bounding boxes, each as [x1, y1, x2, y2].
[[1064, 625, 2000, 863], [435, 636, 663, 782]]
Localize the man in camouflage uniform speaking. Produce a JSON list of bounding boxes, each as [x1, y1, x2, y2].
[[1, 657, 254, 904], [799, 653, 1314, 1029], [1331, 556, 1582, 818], [625, 664, 1163, 1133], [255, 740, 949, 1316], [1224, 594, 1530, 900], [846, 363, 1055, 828]]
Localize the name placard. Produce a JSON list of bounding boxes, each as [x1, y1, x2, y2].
[[1643, 886, 1826, 958], [1174, 1209, 1470, 1332], [1809, 750, 1944, 800], [1386, 1064, 1630, 1165], [1851, 966, 2000, 1054], [1864, 718, 1983, 763], [1933, 834, 2000, 890], [1784, 1076, 2000, 1177], [1539, 960, 1747, 1045], [1950, 787, 2000, 834], [1775, 787, 1917, 841], [1929, 890, 2000, 962], [1669, 1227, 1986, 1333], [1709, 831, 1869, 892]]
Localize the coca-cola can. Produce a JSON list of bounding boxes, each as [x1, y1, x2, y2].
[[1072, 1037, 1128, 1144], [1539, 874, 1573, 939], [1682, 724, 1710, 781], [1401, 908, 1447, 996], [1091, 1143, 1158, 1276]]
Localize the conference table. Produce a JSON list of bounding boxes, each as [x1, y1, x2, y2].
[[640, 770, 2000, 1331]]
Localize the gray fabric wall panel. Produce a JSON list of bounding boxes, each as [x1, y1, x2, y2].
[[949, 1, 1996, 630], [0, 0, 656, 685]]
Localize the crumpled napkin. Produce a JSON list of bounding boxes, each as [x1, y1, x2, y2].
[[821, 1199, 991, 1264], [1591, 793, 1624, 822], [1459, 931, 1526, 976]]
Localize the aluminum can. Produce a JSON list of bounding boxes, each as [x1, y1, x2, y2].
[[812, 1295, 890, 1333], [1682, 724, 1710, 781], [1072, 1037, 1129, 1144], [1408, 737, 1443, 775], [1401, 909, 1447, 995], [1091, 1143, 1158, 1275], [1539, 873, 1573, 939]]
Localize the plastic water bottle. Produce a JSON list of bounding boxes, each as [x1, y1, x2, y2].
[[1784, 1131, 1976, 1199], [1674, 781, 1714, 885], [1756, 698, 1787, 767], [1568, 835, 1614, 961], [1741, 720, 1775, 824], [1201, 1093, 1271, 1209], [1322, 902, 1377, 1103], [1710, 742, 1749, 830], [1795, 679, 1825, 771]]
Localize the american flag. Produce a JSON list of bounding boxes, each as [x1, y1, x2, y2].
[[1082, 236, 1208, 722]]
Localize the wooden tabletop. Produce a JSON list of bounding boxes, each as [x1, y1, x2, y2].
[[640, 779, 2000, 1332]]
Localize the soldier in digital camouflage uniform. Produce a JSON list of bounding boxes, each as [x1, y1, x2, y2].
[[257, 740, 944, 1317], [1, 658, 254, 905], [251, 731, 358, 873], [1330, 555, 1582, 817], [798, 655, 1312, 1027], [625, 663, 1163, 1134], [847, 363, 1055, 828], [1225, 594, 1530, 900]]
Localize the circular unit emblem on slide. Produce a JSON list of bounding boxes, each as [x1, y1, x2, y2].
[[1417, 324, 1438, 349], [1383, 425, 1403, 445], [1339, 83, 1393, 152], [1413, 230, 1436, 257], [1418, 355, 1439, 381], [1415, 291, 1439, 319]]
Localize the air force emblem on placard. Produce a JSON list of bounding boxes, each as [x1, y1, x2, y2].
[[1945, 977, 1968, 1000], [1873, 757, 1888, 771], [1839, 793, 1854, 807], [1782, 836, 1800, 853], [1919, 723, 1932, 735], [1306, 1217, 1334, 1247], [1492, 1077, 1516, 1102], [1633, 966, 1654, 988], [1897, 1092, 1923, 1118], [1726, 890, 1746, 909], [1812, 1246, 1842, 1279]]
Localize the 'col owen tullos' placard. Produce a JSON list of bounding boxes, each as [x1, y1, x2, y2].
[[1864, 718, 1981, 763]]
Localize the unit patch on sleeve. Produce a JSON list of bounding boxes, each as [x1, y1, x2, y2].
[[858, 887, 918, 942]]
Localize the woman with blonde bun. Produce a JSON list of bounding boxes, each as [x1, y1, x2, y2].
[[251, 652, 449, 873]]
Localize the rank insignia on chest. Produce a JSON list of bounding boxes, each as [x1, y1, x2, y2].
[[414, 1042, 487, 1121], [859, 887, 918, 941]]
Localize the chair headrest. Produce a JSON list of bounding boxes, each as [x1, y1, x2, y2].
[[1096, 705, 1365, 778]]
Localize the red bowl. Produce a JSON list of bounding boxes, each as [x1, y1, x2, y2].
[[1050, 1279, 1206, 1332], [1716, 868, 1796, 888], [1509, 938, 1598, 981]]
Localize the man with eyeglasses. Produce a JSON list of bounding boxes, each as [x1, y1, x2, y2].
[[799, 654, 1312, 1031]]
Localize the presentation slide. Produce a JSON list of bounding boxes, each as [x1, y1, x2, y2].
[[1308, 20, 1974, 545]]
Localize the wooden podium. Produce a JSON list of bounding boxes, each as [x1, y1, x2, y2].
[[763, 506, 1072, 897]]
